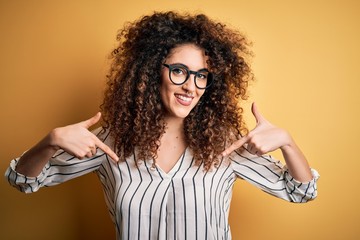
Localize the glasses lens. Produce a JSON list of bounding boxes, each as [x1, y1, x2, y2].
[[169, 66, 188, 84], [195, 71, 211, 89], [165, 64, 213, 89]]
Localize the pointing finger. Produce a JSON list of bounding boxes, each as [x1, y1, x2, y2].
[[94, 137, 119, 162], [222, 135, 249, 157]]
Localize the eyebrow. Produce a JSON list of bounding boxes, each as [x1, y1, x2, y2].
[[170, 62, 209, 72]]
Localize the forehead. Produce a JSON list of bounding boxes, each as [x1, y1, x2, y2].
[[166, 44, 208, 69]]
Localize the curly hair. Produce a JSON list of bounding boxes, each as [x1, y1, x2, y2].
[[100, 11, 253, 171]]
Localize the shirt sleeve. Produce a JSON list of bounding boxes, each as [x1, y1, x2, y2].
[[4, 127, 111, 194], [230, 147, 319, 203]]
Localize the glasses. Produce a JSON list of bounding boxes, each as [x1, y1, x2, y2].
[[163, 63, 213, 89]]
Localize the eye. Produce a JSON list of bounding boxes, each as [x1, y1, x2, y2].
[[171, 67, 186, 75], [197, 72, 208, 79]]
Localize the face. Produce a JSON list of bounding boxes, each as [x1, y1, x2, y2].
[[160, 44, 208, 120]]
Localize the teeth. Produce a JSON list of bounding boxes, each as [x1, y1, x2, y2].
[[177, 95, 192, 102]]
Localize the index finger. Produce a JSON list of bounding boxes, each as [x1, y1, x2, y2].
[[221, 136, 249, 157], [94, 137, 119, 162]]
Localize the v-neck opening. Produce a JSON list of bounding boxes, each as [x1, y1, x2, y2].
[[155, 147, 188, 176]]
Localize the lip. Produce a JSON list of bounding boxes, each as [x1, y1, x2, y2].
[[175, 94, 193, 106]]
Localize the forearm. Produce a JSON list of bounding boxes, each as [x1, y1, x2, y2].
[[280, 135, 313, 182], [15, 132, 58, 177], [14, 113, 118, 178]]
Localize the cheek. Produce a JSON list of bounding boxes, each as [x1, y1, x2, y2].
[[192, 90, 206, 108], [196, 89, 206, 100]]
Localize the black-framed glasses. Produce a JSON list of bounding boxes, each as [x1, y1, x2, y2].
[[163, 63, 213, 89]]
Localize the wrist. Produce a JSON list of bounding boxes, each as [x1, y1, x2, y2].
[[47, 128, 61, 151], [279, 130, 295, 152]]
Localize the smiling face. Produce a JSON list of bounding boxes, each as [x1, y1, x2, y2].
[[160, 44, 208, 120]]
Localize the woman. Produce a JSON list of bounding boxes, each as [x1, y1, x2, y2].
[[5, 11, 319, 239]]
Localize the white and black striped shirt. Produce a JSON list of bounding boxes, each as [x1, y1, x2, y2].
[[5, 128, 319, 240]]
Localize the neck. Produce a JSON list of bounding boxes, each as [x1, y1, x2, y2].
[[164, 116, 185, 133], [161, 116, 186, 146]]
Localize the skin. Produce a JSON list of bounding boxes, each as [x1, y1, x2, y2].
[[156, 44, 207, 173], [15, 112, 119, 177], [222, 102, 313, 182], [15, 43, 313, 182], [159, 44, 207, 120]]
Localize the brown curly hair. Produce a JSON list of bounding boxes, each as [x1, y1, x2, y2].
[[101, 11, 253, 170]]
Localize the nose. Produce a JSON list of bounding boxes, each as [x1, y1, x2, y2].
[[182, 73, 196, 92]]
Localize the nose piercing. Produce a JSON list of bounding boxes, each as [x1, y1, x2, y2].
[[186, 91, 193, 96]]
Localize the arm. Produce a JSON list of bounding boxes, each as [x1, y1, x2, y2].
[[222, 103, 314, 182], [229, 148, 319, 202], [14, 112, 119, 177]]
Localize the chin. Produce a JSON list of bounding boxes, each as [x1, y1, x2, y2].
[[172, 112, 191, 119], [166, 107, 193, 120]]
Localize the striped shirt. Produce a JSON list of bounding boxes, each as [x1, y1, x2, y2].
[[5, 128, 319, 240]]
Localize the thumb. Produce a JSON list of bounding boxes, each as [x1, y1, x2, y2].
[[251, 102, 266, 124], [81, 112, 102, 129]]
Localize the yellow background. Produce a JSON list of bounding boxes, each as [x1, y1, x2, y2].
[[1, 0, 359, 239]]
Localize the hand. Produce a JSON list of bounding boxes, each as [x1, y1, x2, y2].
[[222, 103, 291, 157], [50, 112, 119, 162]]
